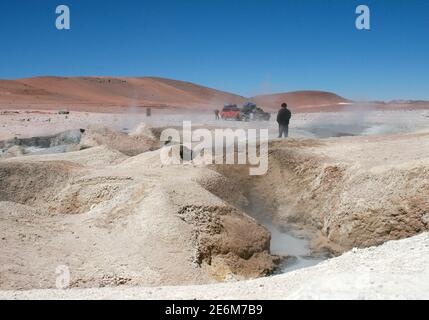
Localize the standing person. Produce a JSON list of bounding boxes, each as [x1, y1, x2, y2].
[[214, 109, 220, 120], [277, 103, 292, 138]]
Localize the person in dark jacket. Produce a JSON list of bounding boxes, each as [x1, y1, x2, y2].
[[214, 109, 220, 120], [277, 103, 292, 138]]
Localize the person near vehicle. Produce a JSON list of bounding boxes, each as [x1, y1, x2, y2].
[[277, 103, 292, 138], [214, 109, 220, 120]]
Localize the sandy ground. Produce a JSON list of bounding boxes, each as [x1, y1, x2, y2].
[[1, 108, 429, 299], [2, 233, 428, 300], [0, 145, 276, 290], [1, 108, 428, 141]]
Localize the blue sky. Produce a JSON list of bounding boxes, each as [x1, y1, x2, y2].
[[0, 0, 428, 100]]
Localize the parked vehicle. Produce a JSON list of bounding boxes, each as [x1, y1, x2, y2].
[[239, 102, 271, 121], [220, 104, 241, 120], [220, 103, 271, 121]]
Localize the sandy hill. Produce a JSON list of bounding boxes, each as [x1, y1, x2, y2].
[[0, 76, 352, 113], [252, 91, 351, 112], [0, 76, 246, 112], [1, 76, 429, 113]]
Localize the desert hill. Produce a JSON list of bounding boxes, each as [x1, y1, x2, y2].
[[2, 76, 428, 113], [0, 76, 350, 112], [0, 76, 246, 112], [251, 91, 351, 112]]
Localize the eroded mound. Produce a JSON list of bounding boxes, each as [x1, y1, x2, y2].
[[80, 126, 159, 156], [0, 145, 277, 290], [211, 133, 429, 255], [176, 204, 276, 280], [0, 161, 81, 213], [2, 127, 428, 292]]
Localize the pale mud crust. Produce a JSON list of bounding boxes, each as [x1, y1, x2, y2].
[[1, 123, 429, 295], [0, 139, 277, 290], [2, 233, 428, 300], [210, 132, 429, 255], [80, 126, 160, 156], [2, 145, 128, 168]]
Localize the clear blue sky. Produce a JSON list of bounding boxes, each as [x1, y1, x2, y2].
[[0, 0, 428, 100]]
